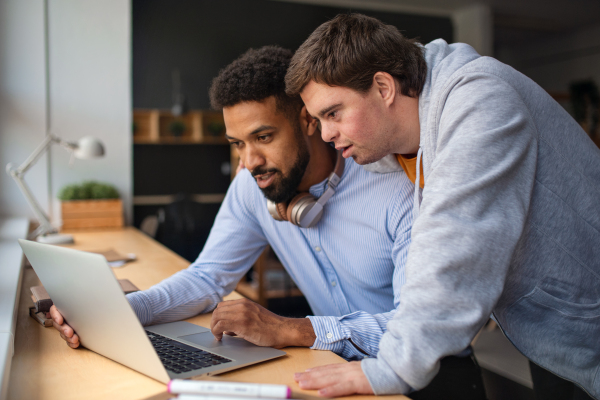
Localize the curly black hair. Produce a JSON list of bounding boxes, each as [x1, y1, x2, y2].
[[209, 46, 303, 120]]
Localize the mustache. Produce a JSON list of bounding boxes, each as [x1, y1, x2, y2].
[[251, 167, 279, 177]]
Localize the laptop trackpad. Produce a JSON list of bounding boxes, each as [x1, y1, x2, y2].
[[180, 332, 258, 349]]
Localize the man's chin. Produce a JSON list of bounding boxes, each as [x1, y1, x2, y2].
[[259, 182, 294, 204], [350, 148, 391, 165], [352, 154, 381, 165], [261, 190, 295, 204]]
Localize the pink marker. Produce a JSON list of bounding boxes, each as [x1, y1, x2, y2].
[[168, 380, 292, 399]]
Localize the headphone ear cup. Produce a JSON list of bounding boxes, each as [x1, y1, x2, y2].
[[286, 192, 316, 225], [276, 202, 289, 221]]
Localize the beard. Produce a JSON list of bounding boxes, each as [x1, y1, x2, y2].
[[252, 124, 310, 204]]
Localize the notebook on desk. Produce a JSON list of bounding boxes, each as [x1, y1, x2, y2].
[[18, 239, 285, 384]]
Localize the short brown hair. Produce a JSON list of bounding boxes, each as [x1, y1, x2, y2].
[[285, 13, 427, 98]]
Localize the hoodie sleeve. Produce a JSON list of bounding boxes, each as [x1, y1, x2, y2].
[[362, 72, 538, 394]]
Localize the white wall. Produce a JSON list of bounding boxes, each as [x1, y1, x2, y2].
[[0, 1, 49, 220], [48, 0, 132, 225], [0, 0, 132, 226]]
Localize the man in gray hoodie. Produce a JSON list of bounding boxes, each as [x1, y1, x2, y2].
[[286, 13, 600, 400]]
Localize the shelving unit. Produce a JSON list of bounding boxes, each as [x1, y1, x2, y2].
[[132, 108, 233, 262], [133, 109, 227, 144]]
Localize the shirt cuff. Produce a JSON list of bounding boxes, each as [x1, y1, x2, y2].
[[126, 291, 154, 326], [361, 357, 412, 395], [307, 315, 347, 354]]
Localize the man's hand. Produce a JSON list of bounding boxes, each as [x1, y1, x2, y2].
[[48, 305, 80, 348], [294, 362, 374, 397], [210, 298, 316, 348]]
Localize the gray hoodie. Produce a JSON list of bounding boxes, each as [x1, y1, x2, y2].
[[361, 39, 600, 398]]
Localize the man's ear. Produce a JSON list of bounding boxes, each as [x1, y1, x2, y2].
[[373, 72, 397, 107], [300, 106, 319, 137]]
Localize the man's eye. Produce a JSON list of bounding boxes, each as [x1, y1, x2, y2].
[[229, 141, 241, 148], [328, 111, 337, 119], [258, 135, 270, 142]]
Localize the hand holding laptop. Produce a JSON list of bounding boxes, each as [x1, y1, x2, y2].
[[210, 298, 316, 348], [48, 305, 80, 348]]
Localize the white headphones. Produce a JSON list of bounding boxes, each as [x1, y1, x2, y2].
[[266, 150, 344, 228]]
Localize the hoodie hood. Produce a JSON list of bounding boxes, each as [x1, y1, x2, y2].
[[363, 39, 481, 176], [418, 39, 481, 179]]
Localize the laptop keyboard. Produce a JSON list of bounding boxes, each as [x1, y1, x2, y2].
[[146, 330, 232, 374]]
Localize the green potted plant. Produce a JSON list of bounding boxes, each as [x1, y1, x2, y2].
[[169, 120, 186, 137], [58, 181, 123, 229], [207, 121, 225, 137]]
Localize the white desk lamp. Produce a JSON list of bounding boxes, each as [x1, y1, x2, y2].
[[6, 134, 105, 244]]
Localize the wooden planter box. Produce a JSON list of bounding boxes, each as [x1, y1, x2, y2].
[[61, 199, 124, 230]]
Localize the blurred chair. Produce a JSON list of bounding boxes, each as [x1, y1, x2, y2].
[[139, 209, 163, 238]]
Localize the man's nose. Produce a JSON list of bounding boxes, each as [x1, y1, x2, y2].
[[320, 122, 338, 143], [243, 146, 265, 172]]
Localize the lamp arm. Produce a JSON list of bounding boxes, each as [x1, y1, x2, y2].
[[5, 134, 65, 237], [11, 134, 76, 176], [12, 134, 56, 175], [9, 170, 56, 236]]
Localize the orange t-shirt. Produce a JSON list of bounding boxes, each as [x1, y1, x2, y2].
[[396, 154, 424, 188]]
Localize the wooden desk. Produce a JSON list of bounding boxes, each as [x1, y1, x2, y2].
[[8, 228, 408, 400]]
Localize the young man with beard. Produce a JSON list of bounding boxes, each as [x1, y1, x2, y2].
[[50, 45, 422, 376], [287, 13, 600, 400]]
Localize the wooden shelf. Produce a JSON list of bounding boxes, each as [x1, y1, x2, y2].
[[133, 109, 227, 144]]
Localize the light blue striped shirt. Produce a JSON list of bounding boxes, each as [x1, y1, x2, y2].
[[127, 158, 414, 360]]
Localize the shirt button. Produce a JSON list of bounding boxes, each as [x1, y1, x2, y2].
[[315, 246, 321, 252], [331, 281, 337, 287], [326, 332, 333, 339]]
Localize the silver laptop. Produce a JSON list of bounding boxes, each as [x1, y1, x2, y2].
[[19, 239, 285, 384]]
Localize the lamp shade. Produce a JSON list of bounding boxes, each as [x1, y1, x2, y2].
[[73, 136, 105, 159]]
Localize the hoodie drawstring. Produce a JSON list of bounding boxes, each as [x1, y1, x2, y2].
[[413, 147, 423, 221]]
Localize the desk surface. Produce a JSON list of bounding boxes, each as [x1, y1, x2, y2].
[[8, 228, 408, 400]]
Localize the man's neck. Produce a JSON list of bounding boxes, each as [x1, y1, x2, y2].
[[296, 142, 337, 193], [392, 92, 421, 155]]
